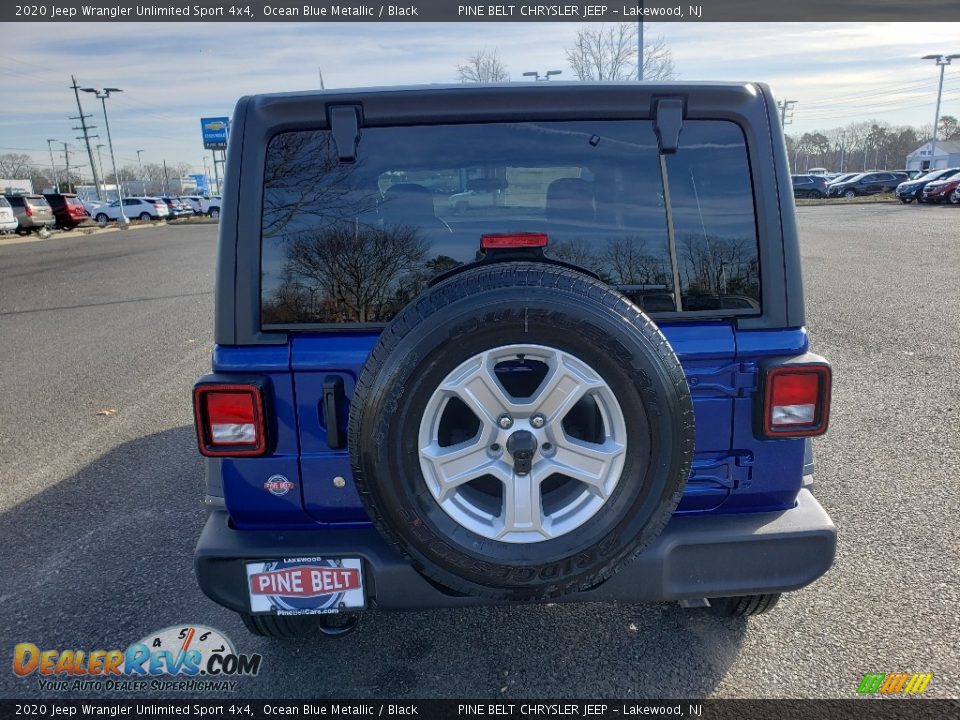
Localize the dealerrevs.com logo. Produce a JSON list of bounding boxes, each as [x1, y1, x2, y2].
[[12, 625, 262, 692]]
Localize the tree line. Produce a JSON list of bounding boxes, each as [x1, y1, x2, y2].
[[0, 151, 194, 195], [785, 116, 960, 173]]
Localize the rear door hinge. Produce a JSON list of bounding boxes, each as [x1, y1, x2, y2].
[[687, 362, 758, 397], [689, 452, 754, 490]]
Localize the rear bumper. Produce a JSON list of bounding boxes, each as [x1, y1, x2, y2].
[[195, 488, 836, 613]]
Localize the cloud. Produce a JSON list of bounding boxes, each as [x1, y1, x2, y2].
[[1, 21, 958, 173]]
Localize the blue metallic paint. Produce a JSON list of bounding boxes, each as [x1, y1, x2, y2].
[[210, 324, 812, 529]]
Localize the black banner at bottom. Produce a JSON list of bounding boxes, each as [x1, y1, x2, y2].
[[2, 699, 957, 720]]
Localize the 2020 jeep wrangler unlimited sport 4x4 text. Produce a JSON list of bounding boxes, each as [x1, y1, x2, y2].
[[192, 82, 836, 638]]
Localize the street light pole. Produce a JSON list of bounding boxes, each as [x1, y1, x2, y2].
[[46, 139, 59, 192], [82, 87, 127, 224], [136, 149, 145, 193], [637, 3, 644, 81], [522, 70, 562, 81], [922, 54, 960, 170]]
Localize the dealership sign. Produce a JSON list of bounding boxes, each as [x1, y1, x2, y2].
[[200, 117, 230, 150]]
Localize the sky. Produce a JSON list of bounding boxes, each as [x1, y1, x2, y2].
[[1, 21, 959, 178]]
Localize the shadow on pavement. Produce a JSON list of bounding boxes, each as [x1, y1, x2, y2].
[[0, 426, 746, 699]]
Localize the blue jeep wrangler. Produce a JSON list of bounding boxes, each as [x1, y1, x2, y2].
[[193, 83, 836, 638]]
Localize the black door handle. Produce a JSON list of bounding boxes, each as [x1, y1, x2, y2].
[[322, 375, 346, 449]]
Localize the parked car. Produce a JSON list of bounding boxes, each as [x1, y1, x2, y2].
[[92, 197, 169, 225], [0, 195, 18, 234], [894, 168, 960, 204], [178, 196, 203, 214], [893, 169, 923, 180], [157, 196, 190, 218], [921, 172, 960, 204], [43, 193, 91, 230], [826, 171, 908, 198], [82, 200, 105, 215], [448, 189, 500, 213], [3, 194, 56, 234], [200, 195, 222, 218], [825, 173, 859, 187], [791, 174, 829, 199], [192, 82, 836, 638]]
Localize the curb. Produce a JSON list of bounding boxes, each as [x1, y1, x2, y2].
[[0, 218, 218, 247]]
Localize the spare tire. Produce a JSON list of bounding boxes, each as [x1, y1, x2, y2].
[[348, 263, 694, 601]]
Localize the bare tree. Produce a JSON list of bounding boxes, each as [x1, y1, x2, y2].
[[457, 49, 509, 83], [566, 24, 676, 81], [0, 153, 35, 179], [279, 223, 428, 323], [603, 236, 669, 285]]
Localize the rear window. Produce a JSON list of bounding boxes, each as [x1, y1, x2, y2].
[[0, 196, 10, 208], [260, 120, 760, 326], [65, 196, 83, 207], [28, 196, 50, 207]]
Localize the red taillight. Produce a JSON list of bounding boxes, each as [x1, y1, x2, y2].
[[481, 232, 548, 249], [762, 365, 831, 437], [193, 384, 267, 456], [25, 205, 33, 217]]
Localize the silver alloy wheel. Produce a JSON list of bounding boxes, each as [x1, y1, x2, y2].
[[418, 344, 628, 544]]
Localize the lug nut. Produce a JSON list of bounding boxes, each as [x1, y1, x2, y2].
[[498, 415, 514, 429], [530, 414, 546, 429]]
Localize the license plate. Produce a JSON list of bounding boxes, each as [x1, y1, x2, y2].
[[246, 557, 365, 615]]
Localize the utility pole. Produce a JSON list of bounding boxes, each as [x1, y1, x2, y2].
[[777, 99, 797, 127], [46, 139, 59, 192], [61, 143, 71, 193], [318, 66, 325, 89], [70, 75, 102, 202], [839, 132, 846, 173], [137, 150, 145, 194], [162, 159, 169, 195]]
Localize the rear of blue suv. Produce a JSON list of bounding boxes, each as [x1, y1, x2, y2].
[[193, 83, 835, 637]]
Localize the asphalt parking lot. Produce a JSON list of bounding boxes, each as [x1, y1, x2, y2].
[[0, 204, 957, 699]]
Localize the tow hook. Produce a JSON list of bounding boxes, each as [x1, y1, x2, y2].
[[506, 430, 537, 476]]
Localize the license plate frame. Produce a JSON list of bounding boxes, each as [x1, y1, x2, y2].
[[245, 557, 365, 615]]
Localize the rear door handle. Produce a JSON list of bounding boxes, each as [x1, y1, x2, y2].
[[322, 375, 346, 449]]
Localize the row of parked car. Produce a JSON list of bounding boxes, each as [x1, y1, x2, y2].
[[791, 168, 960, 204], [791, 171, 913, 199], [0, 192, 223, 235], [892, 167, 960, 204], [84, 194, 222, 226]]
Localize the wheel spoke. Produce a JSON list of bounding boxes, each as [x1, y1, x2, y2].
[[439, 355, 517, 425], [532, 356, 603, 423], [497, 470, 544, 538], [420, 440, 497, 500], [547, 438, 626, 496]]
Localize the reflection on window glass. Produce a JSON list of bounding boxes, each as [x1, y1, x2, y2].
[[260, 119, 759, 325], [666, 121, 760, 311]]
